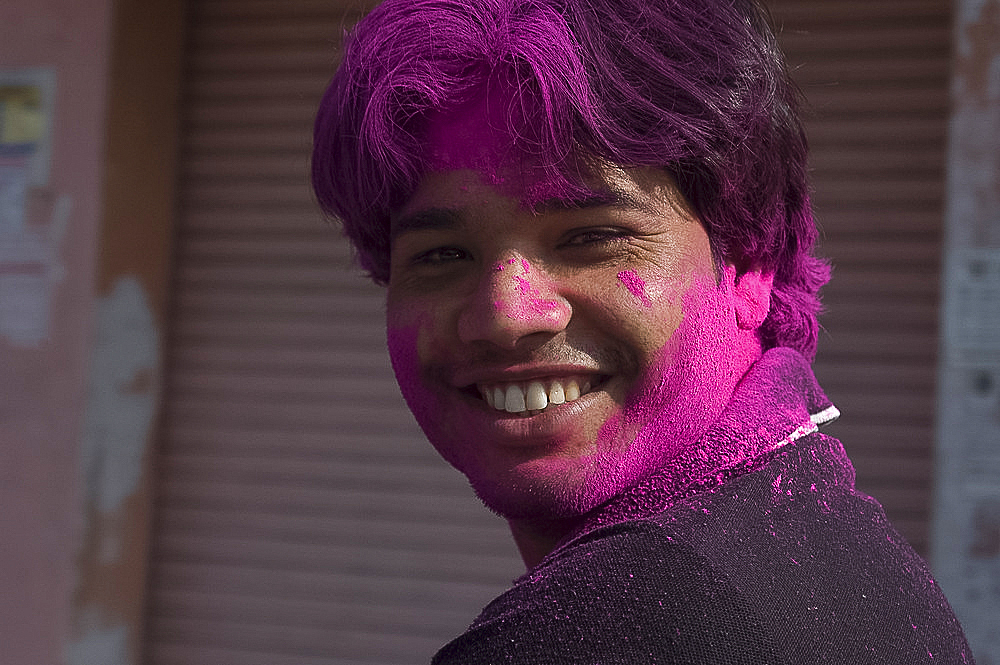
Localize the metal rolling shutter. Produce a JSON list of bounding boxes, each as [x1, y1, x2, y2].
[[144, 3, 523, 664], [145, 1, 951, 663], [769, 0, 951, 556]]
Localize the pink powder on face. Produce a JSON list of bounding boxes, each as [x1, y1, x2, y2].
[[618, 270, 653, 308], [496, 298, 563, 320], [561, 271, 767, 513], [493, 297, 561, 319], [386, 321, 432, 417], [493, 265, 564, 320]]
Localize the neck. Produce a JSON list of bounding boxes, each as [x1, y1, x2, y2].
[[506, 339, 765, 572], [507, 515, 585, 569]]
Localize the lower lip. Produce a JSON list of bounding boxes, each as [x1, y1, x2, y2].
[[460, 388, 606, 445]]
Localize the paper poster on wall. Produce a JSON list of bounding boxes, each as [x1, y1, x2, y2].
[[0, 68, 68, 348]]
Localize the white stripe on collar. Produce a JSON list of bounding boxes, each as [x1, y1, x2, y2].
[[810, 405, 841, 427], [770, 402, 840, 453], [771, 420, 818, 452]]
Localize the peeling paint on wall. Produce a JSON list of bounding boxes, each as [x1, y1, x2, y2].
[[947, 0, 1000, 248], [0, 188, 71, 346], [933, 1, 1000, 663], [65, 618, 128, 665], [956, 0, 1000, 95], [80, 276, 158, 521], [68, 276, 160, 665], [0, 68, 68, 347]]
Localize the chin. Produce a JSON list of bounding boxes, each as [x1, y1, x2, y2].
[[465, 455, 633, 521], [472, 485, 602, 522]]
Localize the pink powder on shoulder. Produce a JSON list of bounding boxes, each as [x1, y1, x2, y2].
[[617, 270, 653, 308]]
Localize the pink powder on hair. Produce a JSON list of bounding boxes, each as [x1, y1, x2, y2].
[[618, 270, 653, 308]]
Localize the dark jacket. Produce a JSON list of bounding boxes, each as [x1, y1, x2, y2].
[[434, 349, 974, 664]]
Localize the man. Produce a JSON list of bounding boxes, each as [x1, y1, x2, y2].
[[312, 0, 974, 662]]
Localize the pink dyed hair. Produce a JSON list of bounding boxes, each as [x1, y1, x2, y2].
[[312, 0, 830, 358]]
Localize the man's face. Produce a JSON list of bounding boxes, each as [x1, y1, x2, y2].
[[385, 94, 765, 521]]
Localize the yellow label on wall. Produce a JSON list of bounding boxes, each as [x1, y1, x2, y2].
[[0, 85, 44, 145]]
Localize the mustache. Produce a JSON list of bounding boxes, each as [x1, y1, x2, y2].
[[452, 337, 628, 373]]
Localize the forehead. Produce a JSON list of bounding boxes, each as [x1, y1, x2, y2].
[[421, 76, 591, 208], [409, 78, 694, 229]]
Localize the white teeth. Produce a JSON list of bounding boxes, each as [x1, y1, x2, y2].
[[565, 380, 580, 401], [478, 377, 597, 413], [493, 386, 505, 411], [526, 381, 548, 411], [504, 384, 527, 413]]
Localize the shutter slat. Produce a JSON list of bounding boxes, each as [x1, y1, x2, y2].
[[771, 0, 949, 561], [148, 14, 522, 665]]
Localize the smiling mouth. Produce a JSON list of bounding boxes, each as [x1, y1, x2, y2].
[[473, 376, 605, 416]]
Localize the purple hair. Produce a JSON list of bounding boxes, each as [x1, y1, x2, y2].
[[312, 0, 830, 358]]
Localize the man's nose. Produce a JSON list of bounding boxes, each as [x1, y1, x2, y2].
[[456, 255, 572, 349]]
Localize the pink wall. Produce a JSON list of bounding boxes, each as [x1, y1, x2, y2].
[[0, 1, 113, 663]]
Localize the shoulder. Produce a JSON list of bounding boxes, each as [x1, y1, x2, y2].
[[433, 521, 784, 665], [649, 433, 975, 665], [435, 434, 975, 664]]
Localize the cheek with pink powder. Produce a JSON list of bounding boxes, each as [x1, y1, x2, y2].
[[385, 321, 424, 408], [385, 306, 456, 431], [578, 273, 762, 500], [617, 270, 653, 308]]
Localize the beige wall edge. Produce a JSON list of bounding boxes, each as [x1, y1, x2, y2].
[[68, 0, 186, 663]]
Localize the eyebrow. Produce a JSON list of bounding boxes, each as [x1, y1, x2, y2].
[[533, 191, 618, 213], [391, 182, 658, 240], [535, 185, 655, 216], [391, 207, 461, 241]]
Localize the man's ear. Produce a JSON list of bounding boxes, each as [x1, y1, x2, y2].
[[732, 267, 774, 331]]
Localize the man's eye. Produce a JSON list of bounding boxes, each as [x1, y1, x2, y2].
[[413, 247, 470, 265], [561, 227, 631, 247]]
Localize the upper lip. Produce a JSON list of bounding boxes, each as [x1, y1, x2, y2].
[[449, 363, 606, 389]]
